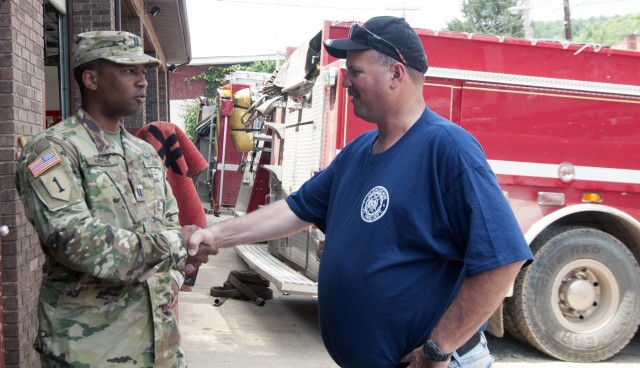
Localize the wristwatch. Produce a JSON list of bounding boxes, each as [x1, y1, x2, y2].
[[422, 336, 453, 362]]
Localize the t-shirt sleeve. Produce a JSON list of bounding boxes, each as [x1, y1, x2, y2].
[[442, 143, 533, 276], [285, 156, 338, 232]]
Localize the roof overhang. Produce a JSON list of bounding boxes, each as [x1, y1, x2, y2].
[[120, 0, 192, 69]]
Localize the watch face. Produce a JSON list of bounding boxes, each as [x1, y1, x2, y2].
[[423, 339, 453, 362]]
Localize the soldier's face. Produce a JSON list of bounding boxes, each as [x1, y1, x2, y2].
[[96, 63, 149, 117]]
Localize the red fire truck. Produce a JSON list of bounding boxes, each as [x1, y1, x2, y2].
[[226, 20, 640, 362]]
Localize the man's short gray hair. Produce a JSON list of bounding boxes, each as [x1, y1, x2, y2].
[[374, 51, 425, 84]]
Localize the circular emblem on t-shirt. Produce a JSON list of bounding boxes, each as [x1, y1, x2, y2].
[[361, 186, 389, 223]]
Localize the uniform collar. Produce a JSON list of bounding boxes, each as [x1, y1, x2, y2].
[[76, 108, 134, 156]]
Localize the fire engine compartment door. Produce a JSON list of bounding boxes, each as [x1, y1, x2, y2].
[[458, 81, 640, 173], [422, 77, 462, 125]]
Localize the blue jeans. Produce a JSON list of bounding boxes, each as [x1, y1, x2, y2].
[[448, 332, 494, 368]]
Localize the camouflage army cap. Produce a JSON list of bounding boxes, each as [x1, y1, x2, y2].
[[72, 31, 161, 69]]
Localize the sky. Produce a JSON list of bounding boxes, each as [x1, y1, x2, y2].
[[186, 0, 640, 60]]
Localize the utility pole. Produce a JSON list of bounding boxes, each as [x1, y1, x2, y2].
[[386, 3, 419, 20], [563, 0, 572, 40], [509, 0, 533, 38]]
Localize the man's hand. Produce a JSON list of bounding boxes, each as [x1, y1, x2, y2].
[[180, 225, 200, 246], [170, 277, 179, 311], [184, 228, 219, 274], [399, 348, 449, 368]]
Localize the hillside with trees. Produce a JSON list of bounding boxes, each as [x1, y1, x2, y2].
[[534, 13, 640, 46], [446, 0, 640, 47]]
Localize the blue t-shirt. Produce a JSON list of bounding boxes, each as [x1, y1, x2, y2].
[[286, 107, 533, 367]]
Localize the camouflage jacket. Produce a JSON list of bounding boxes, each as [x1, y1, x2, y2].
[[15, 109, 188, 367]]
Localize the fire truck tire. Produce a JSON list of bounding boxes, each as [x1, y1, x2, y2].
[[504, 226, 640, 362]]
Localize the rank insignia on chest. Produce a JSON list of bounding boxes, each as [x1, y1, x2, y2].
[[28, 147, 62, 178], [135, 184, 145, 200]]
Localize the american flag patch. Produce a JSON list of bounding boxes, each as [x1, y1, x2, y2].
[[28, 148, 62, 178]]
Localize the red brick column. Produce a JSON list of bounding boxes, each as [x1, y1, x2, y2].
[[0, 0, 45, 367], [0, 240, 4, 368], [120, 16, 147, 130], [158, 70, 169, 121], [70, 0, 116, 111]]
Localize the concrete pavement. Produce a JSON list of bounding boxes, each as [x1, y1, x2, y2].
[[178, 211, 338, 368]]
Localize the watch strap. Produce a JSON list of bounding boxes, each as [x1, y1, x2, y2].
[[422, 336, 453, 362]]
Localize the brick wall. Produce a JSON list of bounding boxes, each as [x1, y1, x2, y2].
[[121, 16, 146, 130], [624, 34, 638, 50], [71, 0, 115, 38], [1, 1, 172, 364], [146, 64, 160, 122], [158, 71, 168, 121], [169, 65, 208, 100], [71, 0, 115, 111], [0, 0, 45, 367]]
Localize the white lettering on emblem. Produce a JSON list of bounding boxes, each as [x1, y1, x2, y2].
[[361, 186, 389, 223]]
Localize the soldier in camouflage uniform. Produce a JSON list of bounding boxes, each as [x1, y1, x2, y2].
[[15, 31, 205, 367]]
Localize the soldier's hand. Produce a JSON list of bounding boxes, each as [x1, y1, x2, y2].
[[184, 228, 219, 274], [180, 225, 200, 247], [170, 277, 179, 311]]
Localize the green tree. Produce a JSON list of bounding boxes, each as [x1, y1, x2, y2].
[[186, 60, 277, 99], [573, 13, 640, 46], [182, 60, 277, 141], [181, 99, 201, 142], [446, 0, 525, 37], [533, 13, 640, 46]]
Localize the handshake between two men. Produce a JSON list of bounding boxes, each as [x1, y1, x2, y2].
[[180, 224, 219, 275], [178, 200, 312, 274]]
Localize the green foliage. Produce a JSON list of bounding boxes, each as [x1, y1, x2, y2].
[[181, 60, 277, 142], [186, 66, 235, 99], [182, 99, 201, 142], [534, 13, 640, 46], [446, 0, 525, 37], [239, 60, 278, 74], [445, 0, 639, 47], [185, 60, 277, 99], [531, 19, 567, 40]]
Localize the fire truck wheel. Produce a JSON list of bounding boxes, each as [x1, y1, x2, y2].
[[504, 226, 640, 362]]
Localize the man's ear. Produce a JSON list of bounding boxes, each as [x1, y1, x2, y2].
[[390, 63, 405, 88], [82, 70, 99, 92]]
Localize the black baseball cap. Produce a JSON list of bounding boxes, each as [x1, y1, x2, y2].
[[324, 16, 428, 73]]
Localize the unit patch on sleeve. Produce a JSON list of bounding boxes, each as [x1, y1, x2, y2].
[[28, 147, 62, 178], [40, 167, 72, 201]]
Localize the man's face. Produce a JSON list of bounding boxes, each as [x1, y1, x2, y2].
[[95, 62, 149, 118], [342, 50, 393, 123]]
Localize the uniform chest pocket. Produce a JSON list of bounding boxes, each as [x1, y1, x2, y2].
[[83, 156, 131, 224], [126, 158, 168, 225]]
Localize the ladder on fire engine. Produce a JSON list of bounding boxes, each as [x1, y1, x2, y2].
[[235, 244, 318, 296]]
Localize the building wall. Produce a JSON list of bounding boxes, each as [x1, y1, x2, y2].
[[158, 70, 169, 121], [613, 33, 639, 50], [169, 65, 208, 100], [146, 64, 160, 122], [120, 15, 146, 130], [0, 0, 45, 367], [70, 0, 116, 112]]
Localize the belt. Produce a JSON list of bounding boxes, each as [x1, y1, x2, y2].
[[455, 332, 482, 358]]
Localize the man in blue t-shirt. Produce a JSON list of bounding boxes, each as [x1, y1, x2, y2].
[[189, 16, 533, 368]]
